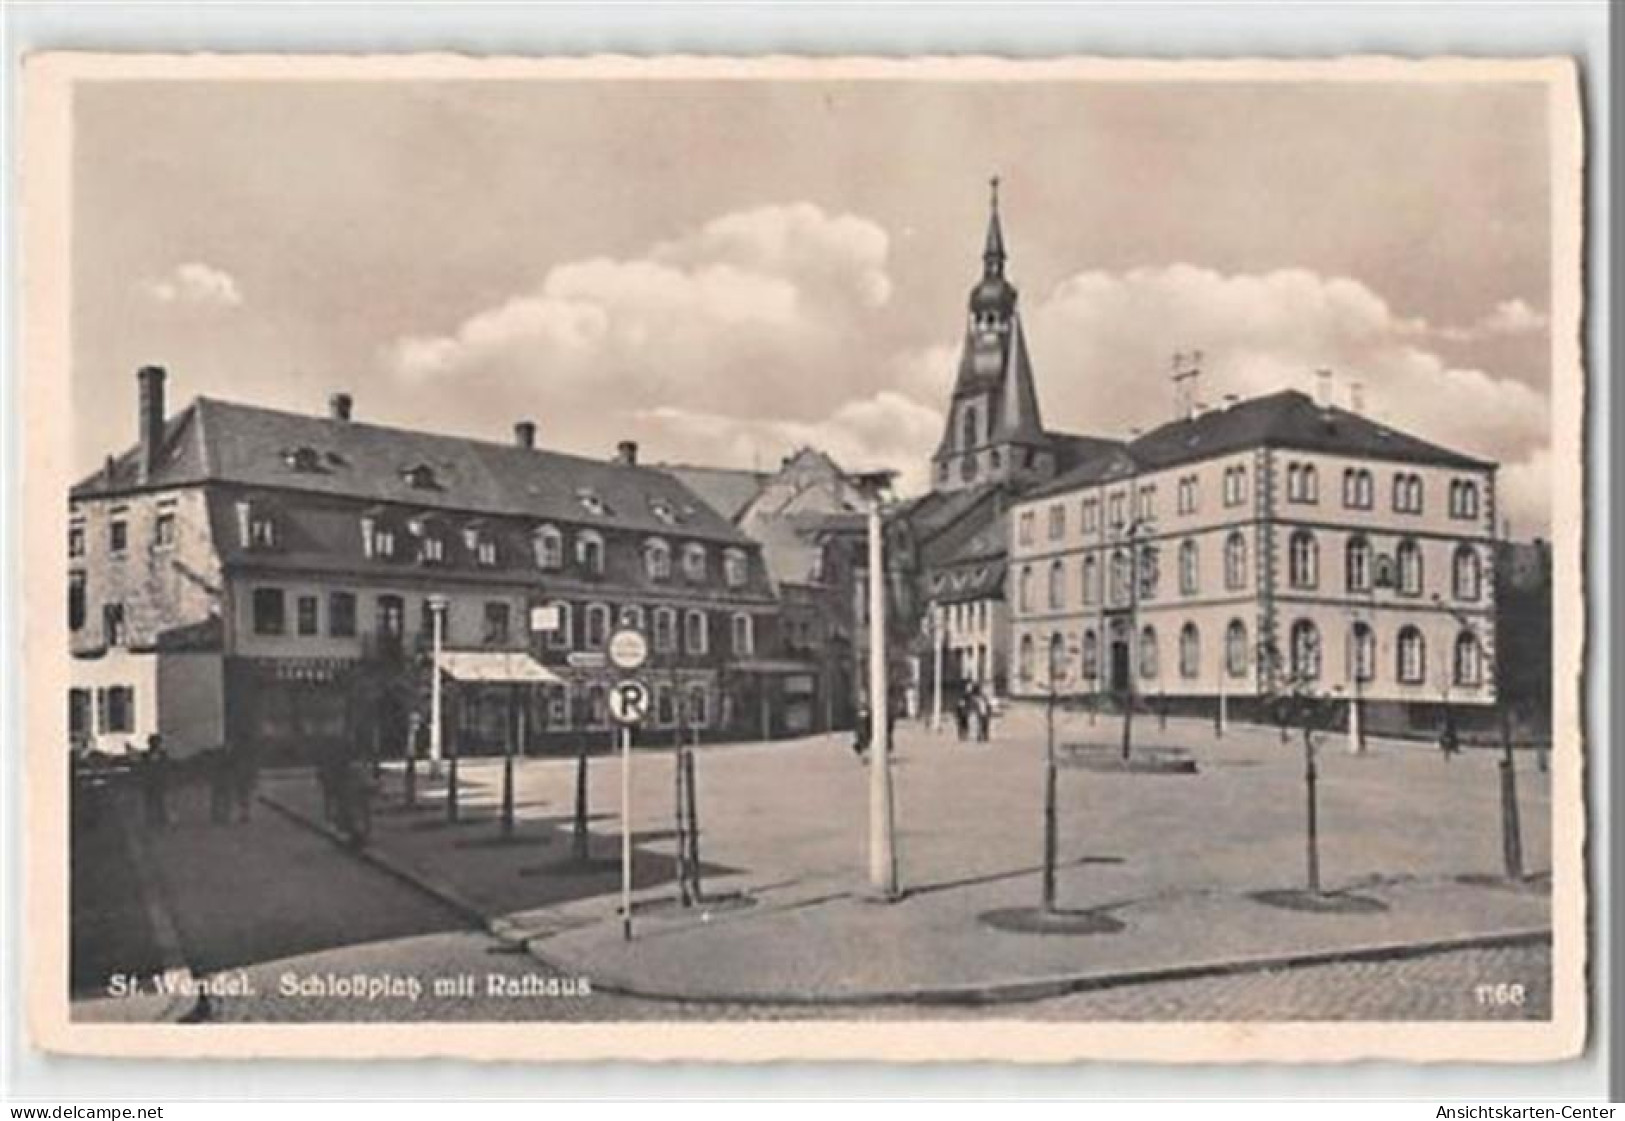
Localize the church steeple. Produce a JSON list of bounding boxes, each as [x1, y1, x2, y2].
[[930, 178, 1055, 494], [982, 175, 1007, 278]]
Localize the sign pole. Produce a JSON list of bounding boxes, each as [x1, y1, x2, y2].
[[620, 722, 633, 940]]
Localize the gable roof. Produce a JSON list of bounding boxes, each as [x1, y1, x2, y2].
[[661, 463, 771, 523], [73, 397, 753, 545]]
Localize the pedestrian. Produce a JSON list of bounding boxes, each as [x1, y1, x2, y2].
[[207, 747, 233, 824], [851, 705, 870, 762], [140, 733, 170, 828], [973, 686, 992, 743], [230, 742, 260, 823], [953, 689, 970, 742], [1439, 717, 1461, 763]]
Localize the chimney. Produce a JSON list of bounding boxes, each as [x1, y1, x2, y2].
[[615, 440, 639, 466], [1313, 367, 1334, 408], [137, 366, 167, 482], [1348, 381, 1366, 416], [513, 421, 537, 449], [1171, 350, 1201, 422], [329, 392, 354, 422]]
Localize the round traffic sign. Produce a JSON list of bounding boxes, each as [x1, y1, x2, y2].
[[608, 678, 651, 725], [608, 627, 649, 671]]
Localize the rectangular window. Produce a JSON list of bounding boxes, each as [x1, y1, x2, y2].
[[69, 688, 91, 740], [100, 685, 135, 734], [686, 610, 709, 655], [1047, 504, 1065, 541], [109, 517, 128, 554], [69, 570, 86, 631], [1017, 511, 1034, 546], [296, 595, 319, 636], [68, 522, 85, 558], [653, 608, 676, 653], [1108, 493, 1126, 528], [656, 684, 675, 726], [483, 602, 512, 646], [103, 602, 127, 647], [1081, 498, 1098, 534], [328, 591, 357, 637], [252, 588, 286, 635], [154, 502, 177, 549]]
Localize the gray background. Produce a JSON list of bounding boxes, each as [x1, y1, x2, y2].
[[1, 0, 1612, 1101]]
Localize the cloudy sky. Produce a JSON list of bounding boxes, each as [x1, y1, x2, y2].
[[73, 75, 1554, 535]]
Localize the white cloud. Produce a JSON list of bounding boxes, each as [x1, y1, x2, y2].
[[1419, 296, 1550, 343], [139, 262, 243, 308], [634, 392, 942, 495]]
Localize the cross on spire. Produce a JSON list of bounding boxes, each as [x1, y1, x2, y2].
[[983, 173, 1007, 276]]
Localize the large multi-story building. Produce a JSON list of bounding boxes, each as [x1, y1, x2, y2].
[[68, 367, 780, 760], [1006, 388, 1500, 726]]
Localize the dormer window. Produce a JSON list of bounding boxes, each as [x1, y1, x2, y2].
[[236, 500, 278, 551], [360, 512, 396, 560], [420, 535, 446, 565], [644, 537, 671, 582], [464, 523, 498, 567], [649, 497, 680, 526], [576, 529, 605, 576], [682, 543, 707, 582], [723, 547, 748, 589], [282, 446, 323, 473], [533, 524, 563, 570], [401, 463, 440, 490], [576, 489, 610, 517]]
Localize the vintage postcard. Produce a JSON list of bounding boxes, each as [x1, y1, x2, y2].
[[22, 53, 1587, 1063]]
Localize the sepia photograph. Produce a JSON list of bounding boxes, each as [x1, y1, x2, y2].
[[21, 52, 1587, 1063]]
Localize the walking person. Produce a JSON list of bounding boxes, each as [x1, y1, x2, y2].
[[851, 704, 871, 762], [1439, 714, 1461, 763], [972, 685, 992, 743], [140, 733, 171, 828], [953, 687, 970, 742]]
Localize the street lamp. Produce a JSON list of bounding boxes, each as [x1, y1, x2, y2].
[[856, 469, 900, 900], [1115, 516, 1155, 761], [426, 593, 456, 821]]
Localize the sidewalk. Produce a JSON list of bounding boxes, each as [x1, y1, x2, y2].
[[258, 715, 1553, 1006]]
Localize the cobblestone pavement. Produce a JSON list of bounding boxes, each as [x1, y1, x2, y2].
[[205, 928, 1550, 1022]]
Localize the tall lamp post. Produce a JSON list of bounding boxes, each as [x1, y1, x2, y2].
[[428, 593, 447, 779], [858, 470, 900, 900], [1116, 516, 1155, 761], [1433, 592, 1522, 881]]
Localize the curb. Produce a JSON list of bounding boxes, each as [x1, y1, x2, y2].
[[563, 926, 1553, 1008], [256, 790, 530, 946], [112, 798, 206, 1023], [257, 787, 1552, 1012]]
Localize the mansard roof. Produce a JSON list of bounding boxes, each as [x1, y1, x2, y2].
[[72, 396, 754, 546]]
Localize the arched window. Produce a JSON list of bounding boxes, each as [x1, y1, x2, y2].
[[1397, 626, 1426, 683], [547, 601, 573, 651], [1346, 535, 1372, 592], [1139, 625, 1159, 680], [1047, 632, 1067, 685], [584, 603, 610, 650], [1289, 530, 1319, 589], [1081, 629, 1099, 681], [685, 609, 709, 655], [1048, 559, 1065, 610], [1179, 539, 1199, 595], [1397, 538, 1423, 596], [730, 612, 754, 657], [1351, 621, 1375, 683], [1290, 619, 1321, 682], [1179, 623, 1200, 679], [644, 537, 671, 581], [653, 606, 677, 653], [1018, 633, 1035, 684], [1082, 555, 1098, 605], [1225, 531, 1248, 590], [1111, 549, 1131, 605], [1454, 630, 1483, 686], [1451, 480, 1480, 520], [1453, 544, 1482, 601], [576, 529, 605, 575], [533, 524, 563, 570], [1018, 566, 1034, 612], [1225, 620, 1249, 678], [961, 405, 978, 450], [682, 542, 707, 581], [688, 685, 710, 729]]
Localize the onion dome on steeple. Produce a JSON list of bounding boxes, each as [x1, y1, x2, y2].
[[969, 175, 1018, 317]]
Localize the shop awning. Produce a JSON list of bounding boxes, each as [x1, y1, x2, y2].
[[435, 650, 564, 684]]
